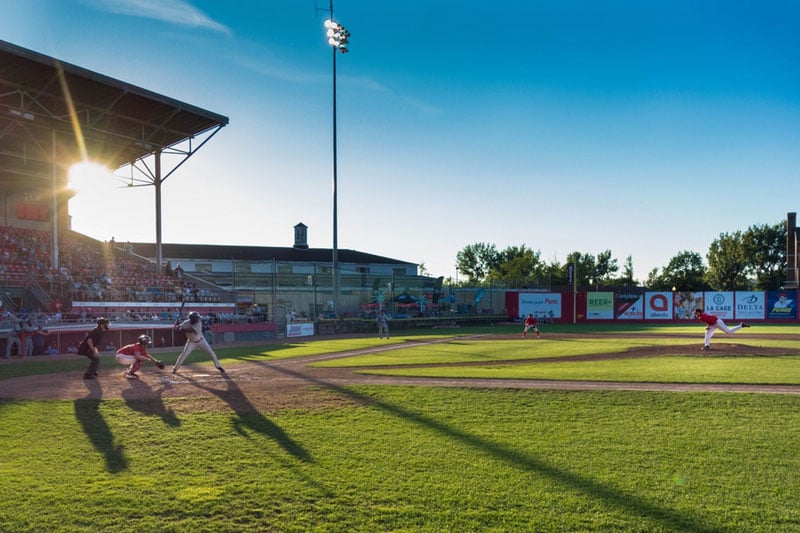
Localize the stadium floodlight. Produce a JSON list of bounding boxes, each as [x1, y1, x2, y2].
[[323, 7, 350, 317]]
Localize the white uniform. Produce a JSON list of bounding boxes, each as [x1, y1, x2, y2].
[[172, 316, 224, 373]]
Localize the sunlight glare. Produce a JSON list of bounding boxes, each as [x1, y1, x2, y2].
[[68, 161, 113, 193]]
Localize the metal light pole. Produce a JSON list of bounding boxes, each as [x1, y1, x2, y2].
[[324, 5, 349, 318]]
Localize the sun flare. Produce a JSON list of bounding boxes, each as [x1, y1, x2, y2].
[[68, 161, 113, 193]]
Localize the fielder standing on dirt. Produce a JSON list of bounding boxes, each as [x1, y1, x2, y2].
[[116, 335, 164, 379], [522, 313, 540, 338], [694, 309, 750, 350], [77, 317, 109, 379], [172, 312, 225, 374]]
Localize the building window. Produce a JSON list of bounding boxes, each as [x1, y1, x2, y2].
[[234, 262, 252, 274]]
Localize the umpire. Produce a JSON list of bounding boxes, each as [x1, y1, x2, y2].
[[77, 317, 110, 379]]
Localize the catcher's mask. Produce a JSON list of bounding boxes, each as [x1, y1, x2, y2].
[[138, 335, 152, 347]]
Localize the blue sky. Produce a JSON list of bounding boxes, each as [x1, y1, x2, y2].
[[3, 0, 799, 281]]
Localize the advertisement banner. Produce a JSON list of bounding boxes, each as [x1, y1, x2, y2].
[[616, 292, 644, 320], [518, 293, 562, 319], [735, 292, 765, 320], [766, 291, 797, 320], [674, 291, 704, 320], [286, 322, 315, 338], [587, 292, 614, 319], [702, 292, 734, 319], [645, 292, 673, 320]]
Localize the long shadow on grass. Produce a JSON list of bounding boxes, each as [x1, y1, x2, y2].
[[270, 364, 717, 533], [74, 379, 128, 473], [121, 378, 180, 427], [182, 373, 311, 462]]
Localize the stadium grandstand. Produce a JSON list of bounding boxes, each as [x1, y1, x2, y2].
[[0, 39, 460, 357], [0, 39, 235, 355]]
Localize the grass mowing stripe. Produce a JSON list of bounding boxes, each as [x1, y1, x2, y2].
[[363, 355, 800, 384], [312, 337, 703, 368]]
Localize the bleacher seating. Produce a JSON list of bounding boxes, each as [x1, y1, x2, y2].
[[0, 225, 223, 313]]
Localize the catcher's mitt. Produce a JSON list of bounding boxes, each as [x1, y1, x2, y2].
[[155, 360, 165, 370]]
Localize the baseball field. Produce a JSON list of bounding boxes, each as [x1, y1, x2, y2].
[[2, 323, 800, 532]]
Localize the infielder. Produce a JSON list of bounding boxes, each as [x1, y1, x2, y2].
[[694, 309, 750, 350], [522, 313, 540, 338], [116, 335, 164, 379], [172, 312, 225, 374]]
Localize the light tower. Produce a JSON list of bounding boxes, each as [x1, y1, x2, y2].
[[323, 3, 350, 316]]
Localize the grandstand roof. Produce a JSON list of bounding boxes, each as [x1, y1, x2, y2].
[[0, 39, 228, 190], [129, 242, 415, 267]]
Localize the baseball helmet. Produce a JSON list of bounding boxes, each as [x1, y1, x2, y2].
[[138, 335, 152, 347], [97, 317, 109, 327], [189, 311, 201, 324]]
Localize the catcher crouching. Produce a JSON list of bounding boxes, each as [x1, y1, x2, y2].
[[115, 335, 164, 379]]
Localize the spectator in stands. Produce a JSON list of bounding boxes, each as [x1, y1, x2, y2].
[[46, 340, 59, 355], [165, 260, 173, 278]]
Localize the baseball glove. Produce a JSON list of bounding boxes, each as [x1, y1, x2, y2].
[[155, 360, 165, 370]]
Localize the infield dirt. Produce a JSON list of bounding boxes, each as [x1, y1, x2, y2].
[[2, 332, 800, 413]]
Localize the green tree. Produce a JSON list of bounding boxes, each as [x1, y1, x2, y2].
[[618, 255, 636, 286], [545, 260, 567, 286], [706, 232, 749, 290], [646, 267, 662, 289], [742, 222, 785, 290], [564, 252, 597, 287], [489, 245, 546, 287], [594, 249, 619, 288], [650, 250, 708, 290], [455, 242, 498, 284]]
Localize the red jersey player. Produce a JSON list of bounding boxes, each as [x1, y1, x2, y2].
[[522, 313, 540, 338], [115, 335, 163, 378], [694, 309, 749, 351]]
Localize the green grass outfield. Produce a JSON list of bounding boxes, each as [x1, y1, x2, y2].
[[2, 323, 800, 532]]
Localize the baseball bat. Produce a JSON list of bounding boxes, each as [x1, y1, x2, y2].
[[176, 296, 186, 325]]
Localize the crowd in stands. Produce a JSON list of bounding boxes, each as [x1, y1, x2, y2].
[[0, 225, 221, 306], [0, 225, 275, 357]]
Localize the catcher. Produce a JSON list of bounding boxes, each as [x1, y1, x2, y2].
[[116, 335, 164, 379]]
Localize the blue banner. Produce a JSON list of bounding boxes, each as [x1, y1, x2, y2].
[[766, 291, 797, 320]]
